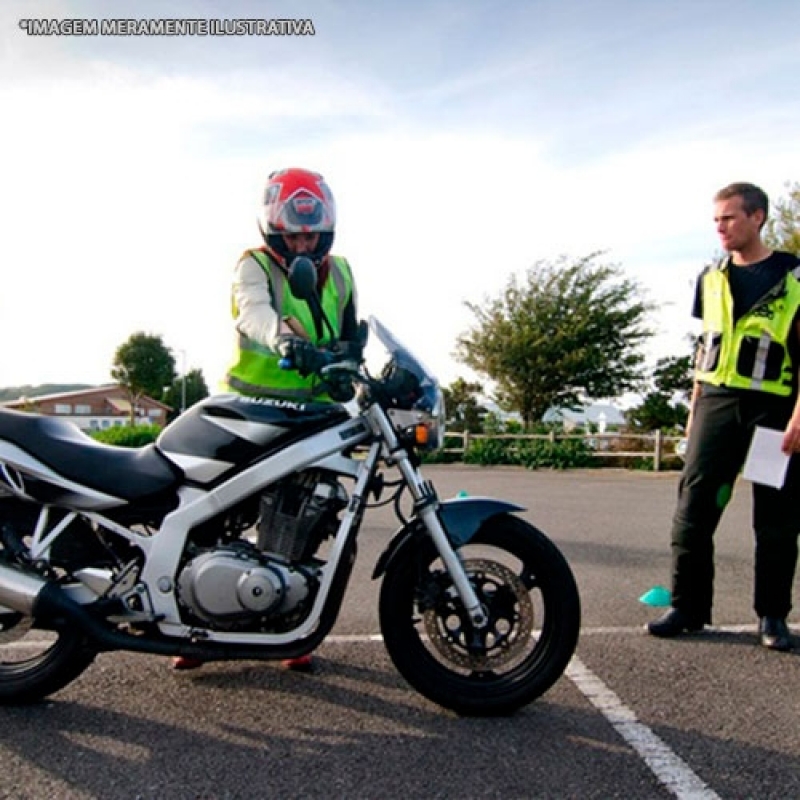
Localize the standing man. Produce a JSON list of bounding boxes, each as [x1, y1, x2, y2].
[[173, 167, 360, 671], [648, 182, 800, 651]]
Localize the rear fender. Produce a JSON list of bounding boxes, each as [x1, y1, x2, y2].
[[372, 496, 523, 579]]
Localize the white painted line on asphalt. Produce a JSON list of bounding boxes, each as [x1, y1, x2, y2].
[[321, 624, 763, 640], [566, 656, 721, 800], [1, 623, 764, 647]]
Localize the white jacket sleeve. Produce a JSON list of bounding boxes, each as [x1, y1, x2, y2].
[[232, 255, 283, 350]]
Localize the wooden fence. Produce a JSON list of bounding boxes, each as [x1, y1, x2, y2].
[[442, 430, 684, 471]]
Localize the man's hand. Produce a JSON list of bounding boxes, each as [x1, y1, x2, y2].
[[277, 337, 328, 377], [781, 415, 800, 454], [785, 359, 800, 454]]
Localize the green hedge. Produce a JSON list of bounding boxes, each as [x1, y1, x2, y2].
[[462, 437, 594, 469], [91, 424, 161, 447], [518, 439, 594, 469]]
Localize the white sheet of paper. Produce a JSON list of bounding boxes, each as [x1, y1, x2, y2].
[[742, 426, 790, 489]]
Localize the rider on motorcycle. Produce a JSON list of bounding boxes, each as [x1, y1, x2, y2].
[[173, 167, 362, 671], [225, 167, 361, 403]]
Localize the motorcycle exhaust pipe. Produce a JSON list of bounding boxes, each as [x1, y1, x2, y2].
[[0, 562, 178, 653], [0, 562, 48, 615], [0, 562, 338, 663], [0, 560, 326, 661]]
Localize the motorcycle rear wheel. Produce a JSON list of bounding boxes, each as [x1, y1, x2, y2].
[[379, 513, 580, 716], [0, 612, 96, 704]]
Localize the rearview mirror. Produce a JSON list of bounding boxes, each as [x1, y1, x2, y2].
[[287, 256, 318, 301]]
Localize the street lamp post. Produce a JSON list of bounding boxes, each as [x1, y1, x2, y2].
[[178, 349, 187, 414]]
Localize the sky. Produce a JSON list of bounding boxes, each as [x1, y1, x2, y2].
[[1, 0, 799, 400]]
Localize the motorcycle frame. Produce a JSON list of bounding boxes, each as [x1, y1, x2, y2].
[[0, 399, 487, 643]]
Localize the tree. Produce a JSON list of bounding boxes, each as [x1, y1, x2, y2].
[[455, 253, 653, 427], [111, 332, 176, 425], [764, 181, 800, 255], [163, 368, 210, 421], [652, 353, 693, 397], [626, 348, 693, 432], [626, 392, 688, 432], [442, 377, 487, 433]]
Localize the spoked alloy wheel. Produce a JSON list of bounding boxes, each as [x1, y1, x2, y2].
[[0, 610, 96, 704], [379, 513, 580, 716]]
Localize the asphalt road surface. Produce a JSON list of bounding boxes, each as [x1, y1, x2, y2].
[[1, 466, 799, 800]]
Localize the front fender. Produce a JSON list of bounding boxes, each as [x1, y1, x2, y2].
[[372, 496, 524, 580]]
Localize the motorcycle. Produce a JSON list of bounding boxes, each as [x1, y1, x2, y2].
[[0, 257, 580, 716]]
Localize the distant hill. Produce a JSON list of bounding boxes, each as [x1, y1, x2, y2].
[[0, 384, 96, 403]]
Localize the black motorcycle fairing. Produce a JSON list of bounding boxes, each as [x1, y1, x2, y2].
[[438, 497, 524, 546], [157, 394, 350, 476], [0, 408, 182, 503]]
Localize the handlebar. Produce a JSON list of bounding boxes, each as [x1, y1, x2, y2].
[[278, 339, 366, 402]]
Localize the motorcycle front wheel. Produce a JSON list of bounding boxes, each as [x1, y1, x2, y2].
[[0, 611, 96, 704], [379, 513, 580, 716]]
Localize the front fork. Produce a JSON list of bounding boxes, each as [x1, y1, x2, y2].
[[368, 407, 488, 628]]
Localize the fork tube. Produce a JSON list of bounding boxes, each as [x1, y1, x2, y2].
[[367, 406, 488, 628], [413, 499, 488, 628]]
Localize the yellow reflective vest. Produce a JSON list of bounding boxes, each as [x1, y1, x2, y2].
[[225, 250, 355, 401], [696, 256, 800, 396]]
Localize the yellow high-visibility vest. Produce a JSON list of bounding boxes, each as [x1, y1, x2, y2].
[[225, 250, 354, 401], [696, 257, 800, 396]]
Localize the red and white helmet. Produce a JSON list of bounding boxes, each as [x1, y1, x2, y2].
[[259, 167, 336, 266]]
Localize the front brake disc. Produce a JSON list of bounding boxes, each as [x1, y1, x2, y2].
[[423, 558, 534, 671]]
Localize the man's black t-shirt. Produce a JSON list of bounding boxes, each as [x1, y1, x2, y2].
[[692, 251, 799, 322]]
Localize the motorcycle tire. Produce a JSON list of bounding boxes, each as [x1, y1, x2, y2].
[[379, 513, 580, 717], [0, 613, 96, 704]]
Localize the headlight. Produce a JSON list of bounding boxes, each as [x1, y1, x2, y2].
[[425, 388, 446, 451]]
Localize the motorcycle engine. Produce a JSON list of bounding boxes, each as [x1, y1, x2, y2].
[[176, 542, 314, 630], [175, 470, 347, 631], [256, 469, 348, 562]]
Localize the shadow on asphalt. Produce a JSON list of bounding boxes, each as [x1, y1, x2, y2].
[[2, 644, 799, 799]]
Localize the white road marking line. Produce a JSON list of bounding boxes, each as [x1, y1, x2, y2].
[[566, 656, 721, 800], [0, 623, 763, 649]]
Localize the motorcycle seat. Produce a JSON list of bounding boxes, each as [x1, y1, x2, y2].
[[0, 408, 182, 501]]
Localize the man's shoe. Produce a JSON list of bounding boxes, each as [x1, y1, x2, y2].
[[282, 654, 314, 672], [759, 617, 792, 652], [647, 608, 704, 638], [172, 656, 204, 670]]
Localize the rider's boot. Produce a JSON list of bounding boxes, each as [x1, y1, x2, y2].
[[282, 654, 314, 671]]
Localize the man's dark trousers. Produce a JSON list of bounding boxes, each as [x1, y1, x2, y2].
[[670, 386, 800, 624]]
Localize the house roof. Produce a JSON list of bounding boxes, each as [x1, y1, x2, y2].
[[3, 384, 118, 403], [107, 397, 133, 412], [2, 384, 172, 411]]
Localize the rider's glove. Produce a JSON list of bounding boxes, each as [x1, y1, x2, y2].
[[331, 339, 364, 364], [277, 336, 328, 378]]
